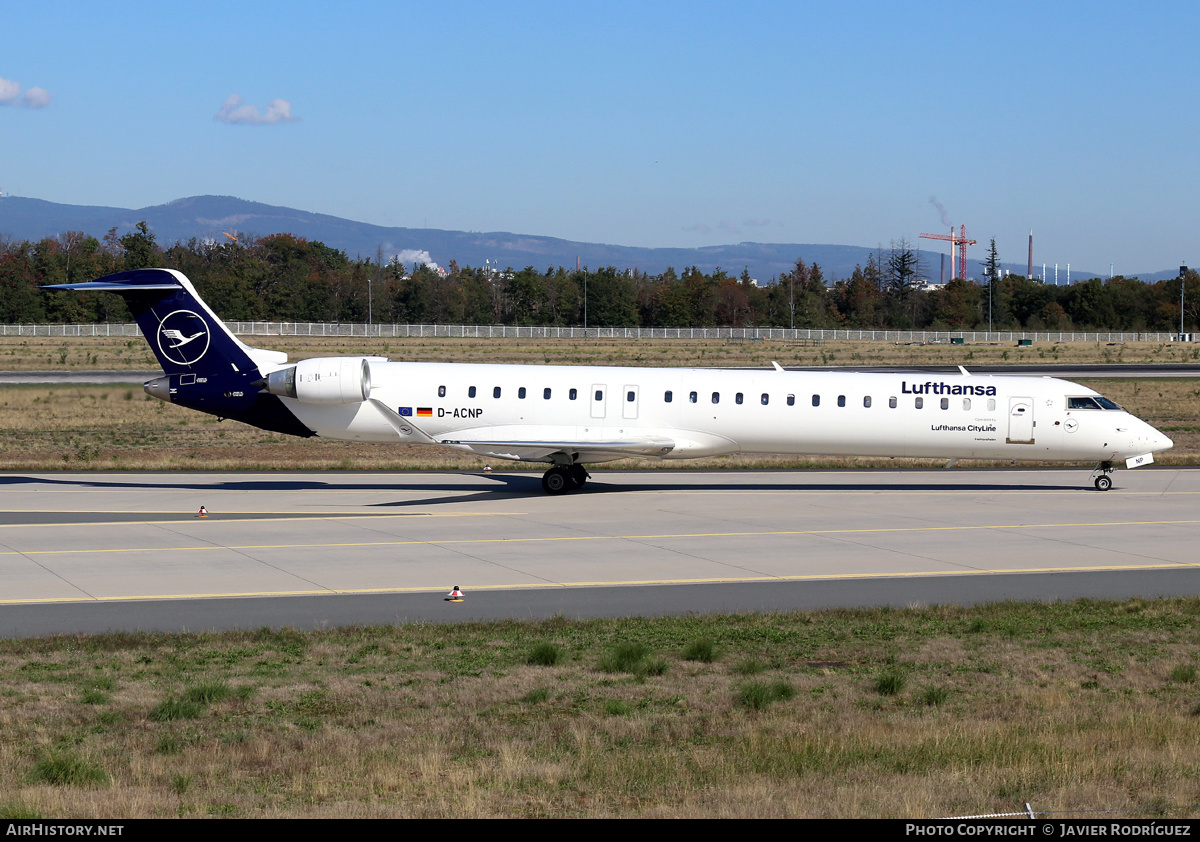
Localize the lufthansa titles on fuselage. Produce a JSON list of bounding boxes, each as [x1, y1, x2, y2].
[[902, 380, 998, 396]]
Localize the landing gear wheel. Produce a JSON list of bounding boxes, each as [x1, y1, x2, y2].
[[542, 466, 571, 495], [1094, 475, 1113, 492], [568, 464, 589, 489]]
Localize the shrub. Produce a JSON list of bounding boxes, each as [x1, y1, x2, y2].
[[875, 670, 907, 696], [682, 638, 717, 663], [736, 680, 795, 710], [184, 681, 231, 704], [28, 752, 107, 787], [919, 685, 948, 706], [598, 642, 667, 678], [149, 697, 203, 721], [1168, 664, 1196, 684], [527, 642, 563, 666]]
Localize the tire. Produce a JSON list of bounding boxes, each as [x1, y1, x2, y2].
[[568, 464, 588, 489], [1094, 475, 1113, 491], [542, 467, 570, 494]]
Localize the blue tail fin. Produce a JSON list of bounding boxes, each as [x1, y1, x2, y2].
[[46, 268, 285, 375], [46, 269, 311, 437]]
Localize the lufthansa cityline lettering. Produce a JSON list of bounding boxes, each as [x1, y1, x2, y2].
[[902, 380, 998, 396], [931, 425, 998, 432]]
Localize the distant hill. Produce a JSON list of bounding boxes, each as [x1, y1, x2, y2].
[[0, 193, 1165, 282]]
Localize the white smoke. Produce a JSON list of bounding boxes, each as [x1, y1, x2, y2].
[[392, 249, 439, 270], [214, 95, 299, 125]]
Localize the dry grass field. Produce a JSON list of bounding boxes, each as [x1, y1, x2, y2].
[[3, 333, 1200, 371], [2, 601, 1199, 819], [1, 335, 1198, 470]]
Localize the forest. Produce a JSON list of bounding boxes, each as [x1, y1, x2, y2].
[[2, 224, 1197, 332]]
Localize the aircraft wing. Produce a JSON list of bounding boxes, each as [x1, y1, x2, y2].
[[369, 399, 674, 462], [437, 437, 676, 462]]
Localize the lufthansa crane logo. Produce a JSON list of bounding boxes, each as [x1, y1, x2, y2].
[[157, 309, 211, 366]]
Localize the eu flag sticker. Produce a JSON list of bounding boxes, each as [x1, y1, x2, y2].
[[399, 407, 413, 417]]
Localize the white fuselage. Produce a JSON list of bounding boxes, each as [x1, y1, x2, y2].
[[278, 361, 1172, 466]]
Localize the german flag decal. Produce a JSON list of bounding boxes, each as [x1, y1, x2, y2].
[[417, 407, 433, 417]]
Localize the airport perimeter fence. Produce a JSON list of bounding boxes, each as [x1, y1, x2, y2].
[[0, 322, 1194, 344]]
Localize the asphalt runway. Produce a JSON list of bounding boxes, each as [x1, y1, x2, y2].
[[1, 468, 1199, 637]]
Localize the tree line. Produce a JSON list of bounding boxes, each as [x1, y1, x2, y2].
[[2, 225, 1197, 331]]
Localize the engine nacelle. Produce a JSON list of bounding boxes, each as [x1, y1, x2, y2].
[[263, 357, 375, 405]]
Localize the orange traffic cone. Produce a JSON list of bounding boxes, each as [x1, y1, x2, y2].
[[446, 585, 464, 602], [196, 505, 209, 518]]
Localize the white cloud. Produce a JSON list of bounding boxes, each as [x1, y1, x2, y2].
[[21, 86, 51, 108], [214, 94, 299, 125], [0, 76, 51, 108]]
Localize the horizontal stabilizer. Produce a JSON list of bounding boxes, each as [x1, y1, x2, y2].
[[44, 281, 182, 293]]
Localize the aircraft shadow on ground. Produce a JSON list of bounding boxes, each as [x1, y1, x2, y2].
[[0, 473, 1091, 512]]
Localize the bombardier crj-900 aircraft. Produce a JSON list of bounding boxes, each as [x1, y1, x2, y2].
[[50, 269, 1173, 494]]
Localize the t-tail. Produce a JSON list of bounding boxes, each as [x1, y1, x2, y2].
[[46, 269, 313, 437]]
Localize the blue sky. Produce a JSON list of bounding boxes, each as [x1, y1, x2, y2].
[[3, 0, 1197, 276]]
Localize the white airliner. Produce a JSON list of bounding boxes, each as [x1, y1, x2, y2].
[[49, 269, 1173, 493]]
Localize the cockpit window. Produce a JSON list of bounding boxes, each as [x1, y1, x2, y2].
[[1068, 395, 1124, 411]]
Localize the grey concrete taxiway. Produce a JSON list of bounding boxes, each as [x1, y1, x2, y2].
[[1, 468, 1198, 637]]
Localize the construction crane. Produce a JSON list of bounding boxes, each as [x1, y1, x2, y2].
[[919, 225, 977, 281]]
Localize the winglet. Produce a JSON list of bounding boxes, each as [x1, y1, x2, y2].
[[772, 361, 784, 372]]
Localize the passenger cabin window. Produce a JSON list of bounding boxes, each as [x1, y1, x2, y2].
[[690, 391, 698, 403], [787, 394, 795, 406], [594, 390, 603, 402], [837, 395, 846, 407], [915, 397, 924, 409], [664, 391, 673, 403], [627, 391, 635, 402], [761, 393, 769, 405], [438, 385, 446, 398], [963, 398, 971, 410], [940, 397, 949, 410], [468, 386, 477, 398], [889, 396, 897, 408], [736, 392, 743, 405], [863, 396, 872, 408], [569, 388, 578, 400], [493, 386, 501, 398], [711, 392, 720, 404], [518, 387, 527, 399], [987, 398, 996, 411], [544, 388, 551, 400], [812, 395, 820, 407]]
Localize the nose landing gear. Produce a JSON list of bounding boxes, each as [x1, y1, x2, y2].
[[1091, 461, 1114, 491]]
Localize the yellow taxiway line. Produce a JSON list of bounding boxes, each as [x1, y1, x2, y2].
[[2, 518, 1198, 556]]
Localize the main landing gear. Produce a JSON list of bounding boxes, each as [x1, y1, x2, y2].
[[1091, 461, 1114, 492], [541, 464, 590, 495]]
